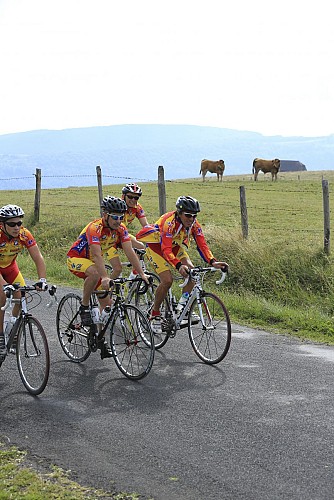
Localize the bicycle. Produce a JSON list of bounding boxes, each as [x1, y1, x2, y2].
[[105, 247, 161, 316], [0, 284, 57, 395], [151, 266, 231, 364], [56, 276, 155, 380]]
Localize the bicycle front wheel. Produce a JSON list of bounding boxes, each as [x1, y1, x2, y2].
[[109, 304, 155, 380], [56, 293, 91, 363], [188, 293, 231, 364], [16, 317, 50, 395]]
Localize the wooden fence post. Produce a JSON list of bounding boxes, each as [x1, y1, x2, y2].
[[158, 166, 166, 215], [96, 166, 103, 215], [239, 185, 248, 239], [322, 179, 330, 254], [34, 168, 41, 222]]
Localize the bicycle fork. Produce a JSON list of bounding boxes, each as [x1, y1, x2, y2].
[[195, 294, 215, 330]]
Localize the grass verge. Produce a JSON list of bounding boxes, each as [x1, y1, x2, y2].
[[0, 439, 144, 500]]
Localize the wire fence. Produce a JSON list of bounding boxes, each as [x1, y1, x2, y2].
[[0, 166, 331, 253]]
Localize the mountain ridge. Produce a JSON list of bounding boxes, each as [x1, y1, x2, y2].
[[1, 124, 333, 189]]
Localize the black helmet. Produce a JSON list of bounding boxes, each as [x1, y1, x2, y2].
[[122, 183, 142, 197], [0, 204, 25, 221], [176, 196, 200, 213], [101, 196, 127, 213]]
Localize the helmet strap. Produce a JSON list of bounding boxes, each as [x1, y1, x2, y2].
[[1, 222, 14, 239]]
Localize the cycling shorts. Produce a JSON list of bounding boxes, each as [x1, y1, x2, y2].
[[0, 261, 25, 286], [145, 243, 188, 274], [67, 257, 107, 289]]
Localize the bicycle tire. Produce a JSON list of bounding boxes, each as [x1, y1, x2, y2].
[[16, 316, 50, 395], [129, 272, 170, 350], [188, 292, 231, 364], [56, 293, 91, 363], [108, 304, 155, 380]]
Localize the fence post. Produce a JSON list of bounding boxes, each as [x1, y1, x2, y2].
[[158, 166, 166, 215], [239, 185, 248, 239], [322, 179, 330, 254], [34, 168, 41, 222], [96, 166, 103, 216]]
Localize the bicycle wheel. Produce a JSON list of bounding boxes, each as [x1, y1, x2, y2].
[[188, 292, 231, 364], [108, 304, 155, 380], [56, 293, 91, 363], [130, 273, 170, 349], [16, 317, 50, 395]]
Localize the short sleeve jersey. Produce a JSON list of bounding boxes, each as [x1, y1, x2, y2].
[[67, 218, 131, 260], [123, 203, 146, 227], [0, 227, 37, 268]]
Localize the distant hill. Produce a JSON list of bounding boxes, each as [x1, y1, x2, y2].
[[0, 124, 333, 189]]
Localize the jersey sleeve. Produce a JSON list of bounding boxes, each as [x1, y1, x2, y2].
[[118, 224, 131, 244], [20, 228, 37, 249], [86, 221, 103, 246], [136, 203, 146, 220], [191, 221, 215, 263]]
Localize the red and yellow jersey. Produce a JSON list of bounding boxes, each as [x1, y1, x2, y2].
[[67, 218, 131, 260], [136, 211, 215, 269], [0, 227, 37, 268], [123, 203, 146, 226]]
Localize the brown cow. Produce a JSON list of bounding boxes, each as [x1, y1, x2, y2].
[[252, 158, 280, 181], [200, 159, 225, 182]]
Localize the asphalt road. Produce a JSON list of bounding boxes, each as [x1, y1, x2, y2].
[[1, 285, 334, 500]]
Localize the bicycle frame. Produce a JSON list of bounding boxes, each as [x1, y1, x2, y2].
[[166, 267, 226, 330], [88, 276, 148, 342]]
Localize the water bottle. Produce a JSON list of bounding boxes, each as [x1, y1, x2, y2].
[[176, 292, 189, 313], [100, 306, 111, 326], [4, 315, 17, 344], [128, 270, 137, 280], [90, 304, 100, 324]]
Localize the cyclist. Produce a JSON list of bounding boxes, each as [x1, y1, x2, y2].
[[136, 196, 229, 334], [67, 196, 149, 359], [121, 182, 148, 250], [0, 204, 47, 358], [121, 182, 149, 277]]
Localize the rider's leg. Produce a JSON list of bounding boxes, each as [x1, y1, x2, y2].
[[152, 270, 173, 312], [82, 265, 100, 306], [107, 256, 122, 280]]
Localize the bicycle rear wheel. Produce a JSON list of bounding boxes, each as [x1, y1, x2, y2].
[[108, 304, 155, 380], [16, 317, 50, 395], [130, 273, 170, 349], [188, 292, 231, 364], [56, 293, 91, 363]]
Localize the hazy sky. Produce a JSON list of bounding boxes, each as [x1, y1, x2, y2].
[[1, 0, 333, 137]]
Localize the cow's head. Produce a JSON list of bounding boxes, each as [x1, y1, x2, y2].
[[273, 158, 280, 171]]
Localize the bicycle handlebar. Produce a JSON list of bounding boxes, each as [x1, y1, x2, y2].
[[1, 284, 58, 311], [178, 267, 227, 288]]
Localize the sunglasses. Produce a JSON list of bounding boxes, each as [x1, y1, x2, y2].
[[183, 213, 197, 219], [127, 195, 140, 201], [5, 220, 23, 227], [108, 214, 124, 221]]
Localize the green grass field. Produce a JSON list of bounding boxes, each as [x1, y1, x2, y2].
[[2, 168, 334, 343]]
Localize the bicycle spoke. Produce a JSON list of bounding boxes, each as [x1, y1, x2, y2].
[[109, 304, 154, 380], [56, 293, 91, 362], [188, 293, 231, 364]]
